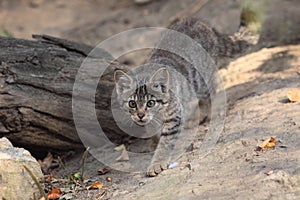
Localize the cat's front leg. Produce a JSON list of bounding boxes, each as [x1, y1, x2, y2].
[[146, 133, 178, 177]]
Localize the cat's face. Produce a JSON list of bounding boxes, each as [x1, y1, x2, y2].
[[114, 68, 169, 126]]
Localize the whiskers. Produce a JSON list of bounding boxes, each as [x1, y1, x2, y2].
[[124, 117, 134, 127], [149, 116, 162, 128], [119, 113, 162, 135]]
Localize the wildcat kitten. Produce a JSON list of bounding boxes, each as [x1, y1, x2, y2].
[[114, 18, 249, 176]]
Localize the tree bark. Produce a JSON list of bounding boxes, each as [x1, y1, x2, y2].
[[0, 35, 123, 157]]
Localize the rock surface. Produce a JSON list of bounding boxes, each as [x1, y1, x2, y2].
[[0, 137, 43, 200]]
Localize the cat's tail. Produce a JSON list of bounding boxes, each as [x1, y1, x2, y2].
[[215, 22, 259, 59], [216, 32, 251, 58]]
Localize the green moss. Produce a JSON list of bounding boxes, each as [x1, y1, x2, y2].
[[2, 28, 14, 38], [239, 0, 271, 35]]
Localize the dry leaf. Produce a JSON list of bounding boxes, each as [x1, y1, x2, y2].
[[287, 89, 300, 102], [96, 189, 107, 199], [116, 149, 129, 161], [258, 137, 276, 149], [44, 173, 58, 183], [38, 152, 59, 173], [83, 178, 91, 184], [97, 190, 107, 199], [47, 187, 61, 199], [115, 144, 129, 161], [38, 152, 54, 173], [114, 144, 126, 151], [98, 167, 110, 175], [87, 182, 104, 190]]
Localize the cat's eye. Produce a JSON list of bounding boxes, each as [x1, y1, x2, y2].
[[128, 100, 136, 108], [153, 83, 159, 88], [146, 100, 155, 108]]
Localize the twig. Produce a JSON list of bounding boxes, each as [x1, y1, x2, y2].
[[23, 165, 48, 200], [57, 156, 66, 170], [81, 147, 90, 179]]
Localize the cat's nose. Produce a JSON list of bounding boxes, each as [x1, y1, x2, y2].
[[137, 112, 145, 119]]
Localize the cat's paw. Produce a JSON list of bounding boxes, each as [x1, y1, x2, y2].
[[146, 161, 168, 177]]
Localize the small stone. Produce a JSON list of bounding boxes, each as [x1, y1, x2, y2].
[[139, 181, 146, 186], [168, 162, 179, 169], [266, 170, 274, 175], [106, 176, 112, 182], [60, 193, 73, 200]]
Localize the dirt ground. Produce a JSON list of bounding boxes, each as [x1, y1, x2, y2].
[[1, 0, 300, 199], [57, 45, 299, 200]]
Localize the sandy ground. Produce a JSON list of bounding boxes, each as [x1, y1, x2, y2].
[[1, 0, 300, 199], [55, 45, 300, 200]]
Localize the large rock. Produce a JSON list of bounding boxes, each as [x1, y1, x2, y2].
[[0, 137, 43, 200]]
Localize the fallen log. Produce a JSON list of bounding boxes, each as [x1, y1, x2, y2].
[[0, 35, 124, 157]]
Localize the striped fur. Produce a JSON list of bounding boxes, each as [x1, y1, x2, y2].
[[114, 18, 250, 176]]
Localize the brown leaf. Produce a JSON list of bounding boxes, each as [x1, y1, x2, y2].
[[96, 189, 107, 199], [287, 89, 300, 102], [47, 187, 61, 199], [98, 167, 110, 175], [87, 182, 104, 190], [38, 152, 54, 173], [44, 173, 57, 182], [258, 137, 276, 149]]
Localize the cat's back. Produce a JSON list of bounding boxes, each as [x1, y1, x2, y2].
[[168, 18, 220, 58], [167, 18, 250, 59]]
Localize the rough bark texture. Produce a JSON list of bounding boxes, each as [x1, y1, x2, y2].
[[0, 35, 123, 157]]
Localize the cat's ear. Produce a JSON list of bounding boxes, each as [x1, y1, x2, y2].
[[150, 68, 169, 93], [114, 70, 133, 94]]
